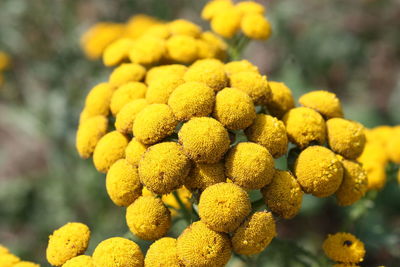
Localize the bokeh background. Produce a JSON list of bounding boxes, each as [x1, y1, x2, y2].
[[0, 0, 399, 266]]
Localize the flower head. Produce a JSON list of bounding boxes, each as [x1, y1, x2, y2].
[[229, 71, 271, 105], [125, 138, 149, 167], [62, 255, 94, 267], [110, 82, 146, 115], [185, 162, 226, 191], [241, 14, 272, 40], [224, 60, 259, 76], [146, 74, 184, 104], [76, 115, 108, 158], [323, 233, 365, 263], [115, 98, 148, 134], [183, 59, 228, 91], [109, 63, 146, 87], [84, 82, 114, 117], [266, 81, 295, 118], [299, 90, 343, 119], [166, 35, 199, 63], [145, 237, 181, 267], [93, 131, 128, 173], [128, 36, 166, 65]]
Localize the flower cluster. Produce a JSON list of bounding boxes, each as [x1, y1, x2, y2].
[[323, 232, 366, 266], [0, 244, 39, 267], [0, 51, 10, 86]]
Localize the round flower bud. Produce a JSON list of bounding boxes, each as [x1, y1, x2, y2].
[[261, 170, 303, 219], [213, 88, 255, 130], [200, 32, 228, 60], [168, 19, 201, 37], [138, 142, 191, 194], [245, 114, 288, 158], [166, 35, 198, 63], [46, 222, 90, 266], [110, 82, 146, 115], [14, 261, 40, 267], [0, 253, 20, 267], [266, 81, 295, 118], [109, 63, 146, 87], [133, 104, 178, 145], [211, 8, 242, 38], [201, 0, 233, 21], [103, 38, 134, 67], [225, 142, 274, 189], [84, 83, 114, 117], [106, 159, 142, 207], [294, 146, 343, 197], [125, 138, 148, 167], [76, 116, 108, 159], [241, 14, 272, 40], [177, 221, 231, 267], [232, 211, 276, 255], [126, 196, 171, 240], [179, 117, 230, 163], [299, 90, 343, 119], [387, 126, 400, 164], [185, 162, 226, 191], [322, 233, 365, 263], [145, 64, 187, 85], [92, 237, 144, 267], [168, 82, 215, 121], [183, 59, 228, 91], [129, 36, 166, 65], [335, 159, 368, 206], [62, 255, 94, 267], [224, 60, 259, 76], [146, 74, 184, 104], [283, 107, 326, 148], [327, 118, 366, 159], [235, 1, 265, 15], [196, 39, 220, 60], [199, 183, 251, 232], [93, 131, 128, 173], [229, 71, 271, 105], [115, 99, 148, 134], [145, 237, 181, 267]]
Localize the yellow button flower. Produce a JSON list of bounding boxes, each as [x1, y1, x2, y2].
[[62, 255, 94, 267], [115, 98, 149, 134], [241, 14, 272, 40], [235, 1, 265, 15], [129, 36, 166, 65], [145, 74, 184, 104], [103, 38, 134, 67], [183, 59, 228, 91], [299, 90, 343, 119], [224, 60, 259, 76], [124, 14, 161, 39], [201, 0, 233, 21], [75, 115, 108, 159], [229, 71, 271, 105], [13, 261, 40, 267], [357, 141, 387, 190], [84, 82, 114, 117], [266, 81, 295, 118], [185, 162, 226, 191], [387, 126, 400, 164], [93, 131, 128, 173], [168, 19, 201, 37], [143, 24, 171, 39], [110, 82, 147, 115], [125, 138, 149, 167], [322, 233, 365, 264], [145, 64, 187, 85], [200, 32, 228, 60], [166, 35, 199, 63], [211, 8, 242, 38], [144, 237, 181, 267], [109, 63, 146, 87], [0, 253, 20, 267]]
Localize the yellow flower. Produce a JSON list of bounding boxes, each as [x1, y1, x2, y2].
[[143, 24, 171, 39], [166, 35, 199, 63], [0, 253, 20, 267], [168, 19, 202, 37], [177, 221, 231, 267], [75, 115, 108, 159], [335, 158, 368, 206], [332, 264, 360, 267], [245, 114, 288, 158], [115, 98, 149, 134], [126, 196, 171, 240], [178, 117, 230, 163], [162, 186, 192, 216], [299, 90, 343, 119], [83, 82, 114, 117], [0, 245, 9, 255], [124, 14, 161, 39], [110, 82, 147, 115], [132, 104, 178, 145], [168, 82, 215, 121], [183, 59, 228, 91], [241, 14, 272, 40], [138, 142, 191, 194], [225, 142, 274, 190], [144, 237, 181, 267], [387, 126, 400, 164], [199, 182, 251, 232], [327, 118, 366, 160], [46, 222, 90, 266], [185, 162, 226, 191], [145, 74, 184, 104], [201, 0, 233, 21], [93, 131, 128, 173], [125, 138, 149, 167], [109, 63, 146, 87], [128, 36, 166, 65], [294, 146, 343, 197], [13, 261, 40, 267], [266, 81, 295, 118], [102, 38, 134, 67], [106, 159, 142, 207], [322, 232, 365, 263], [62, 255, 94, 267], [229, 71, 271, 105], [232, 211, 276, 255], [211, 8, 242, 38], [261, 170, 303, 219], [213, 87, 256, 130], [0, 51, 11, 71], [283, 107, 326, 149], [224, 60, 259, 76], [145, 64, 187, 85], [199, 32, 228, 60], [235, 1, 266, 15], [92, 237, 144, 267]]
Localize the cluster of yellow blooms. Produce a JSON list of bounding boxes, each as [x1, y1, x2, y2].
[[0, 51, 10, 86], [323, 232, 366, 266], [0, 244, 40, 267]]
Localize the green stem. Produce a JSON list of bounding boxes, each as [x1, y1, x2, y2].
[[172, 191, 192, 225], [251, 198, 266, 210]]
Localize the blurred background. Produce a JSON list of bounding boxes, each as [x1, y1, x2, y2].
[[0, 0, 399, 266]]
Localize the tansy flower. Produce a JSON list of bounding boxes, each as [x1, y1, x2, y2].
[[211, 8, 242, 38], [166, 35, 199, 63], [241, 14, 272, 40], [261, 170, 303, 219], [125, 138, 148, 167], [294, 146, 343, 197], [387, 126, 400, 164], [177, 221, 231, 267], [229, 71, 271, 105], [178, 117, 230, 163], [335, 158, 368, 206], [161, 186, 192, 216], [110, 82, 147, 115], [144, 237, 181, 267], [92, 237, 144, 267], [128, 36, 166, 65], [143, 24, 171, 39], [124, 14, 161, 39], [224, 60, 259, 76], [102, 38, 134, 67], [168, 82, 215, 121], [145, 74, 184, 104], [106, 159, 143, 207], [13, 262, 40, 267], [225, 142, 274, 190], [145, 64, 187, 85], [299, 90, 343, 119], [46, 222, 90, 266], [213, 87, 256, 130], [93, 131, 128, 173], [266, 81, 295, 119], [235, 1, 266, 15], [0, 245, 9, 255], [199, 32, 228, 60], [198, 182, 251, 232], [322, 233, 365, 264], [0, 51, 11, 71], [168, 19, 202, 37], [75, 115, 108, 159], [83, 82, 114, 117], [185, 162, 226, 191], [232, 211, 276, 255], [138, 142, 191, 194], [109, 63, 146, 87], [115, 98, 149, 134], [183, 59, 228, 91], [201, 0, 233, 21], [62, 255, 94, 267], [132, 104, 178, 145], [245, 114, 288, 158], [326, 118, 366, 160], [126, 196, 171, 240], [0, 253, 20, 267], [283, 107, 326, 149]]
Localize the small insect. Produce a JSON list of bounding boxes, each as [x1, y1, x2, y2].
[[343, 240, 353, 246]]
